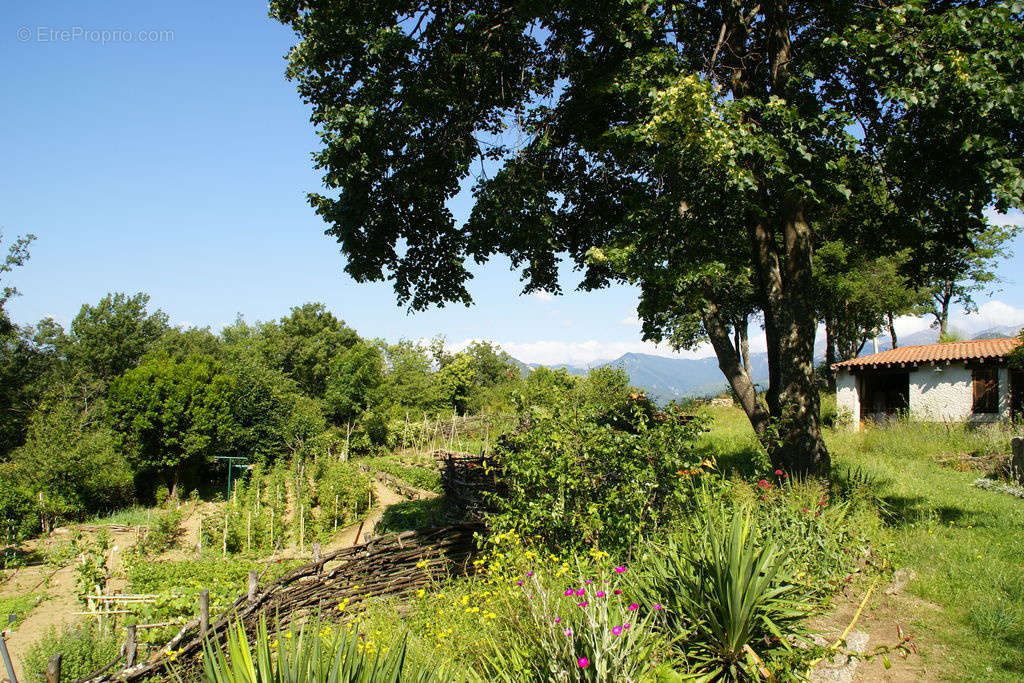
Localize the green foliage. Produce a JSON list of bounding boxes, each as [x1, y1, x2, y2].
[[0, 231, 35, 333], [107, 352, 233, 493], [642, 507, 815, 680], [199, 617, 435, 683], [374, 498, 447, 535], [22, 624, 120, 683], [124, 555, 301, 643], [359, 457, 441, 493], [1007, 329, 1024, 370], [67, 292, 169, 381], [256, 302, 359, 397], [325, 340, 385, 424], [3, 397, 133, 533], [200, 458, 372, 554], [135, 507, 183, 556], [489, 376, 709, 553], [74, 531, 110, 603], [0, 592, 45, 629]]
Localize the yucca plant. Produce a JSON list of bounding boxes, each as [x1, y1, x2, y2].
[[198, 616, 436, 683], [638, 504, 815, 681], [677, 508, 813, 680]]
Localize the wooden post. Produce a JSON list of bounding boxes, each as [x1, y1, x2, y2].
[[269, 506, 274, 550], [1012, 437, 1024, 484], [248, 571, 258, 604], [246, 511, 251, 553], [222, 513, 228, 557], [313, 543, 322, 563], [45, 653, 62, 683], [0, 629, 17, 683], [125, 624, 138, 667], [199, 590, 209, 638]]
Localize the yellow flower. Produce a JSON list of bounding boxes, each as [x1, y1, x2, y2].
[[416, 559, 429, 569], [337, 598, 350, 611], [283, 632, 293, 639], [416, 589, 426, 598]]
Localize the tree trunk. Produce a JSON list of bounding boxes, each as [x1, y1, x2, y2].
[[168, 465, 182, 500], [887, 312, 898, 349], [742, 204, 830, 476]]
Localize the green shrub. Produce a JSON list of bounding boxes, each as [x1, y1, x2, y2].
[[22, 624, 120, 682], [488, 395, 709, 554]]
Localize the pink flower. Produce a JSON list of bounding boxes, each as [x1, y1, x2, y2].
[[774, 469, 784, 476], [564, 589, 574, 596], [613, 589, 622, 595], [595, 590, 606, 598], [612, 626, 623, 635], [516, 580, 524, 586], [577, 601, 589, 607], [525, 571, 534, 577], [628, 603, 639, 611], [801, 507, 809, 513], [614, 566, 627, 573], [577, 657, 590, 668], [818, 499, 827, 506], [575, 588, 585, 596], [554, 617, 562, 623], [584, 579, 593, 584], [757, 479, 772, 490], [653, 604, 664, 610], [622, 623, 631, 629], [563, 628, 573, 637]]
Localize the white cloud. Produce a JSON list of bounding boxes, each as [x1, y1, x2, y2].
[[529, 291, 554, 302], [619, 315, 641, 327], [953, 300, 1024, 333], [984, 208, 1024, 227]]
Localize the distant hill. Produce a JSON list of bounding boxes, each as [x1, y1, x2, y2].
[[509, 321, 1022, 403], [516, 352, 769, 403]]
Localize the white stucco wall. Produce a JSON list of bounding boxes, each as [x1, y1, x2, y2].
[[911, 364, 1011, 423], [836, 370, 859, 431], [837, 362, 1011, 430]]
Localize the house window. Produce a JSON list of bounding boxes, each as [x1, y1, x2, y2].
[[972, 368, 999, 414]]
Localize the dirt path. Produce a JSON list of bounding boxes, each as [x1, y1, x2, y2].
[[810, 575, 940, 682], [1, 525, 138, 681]]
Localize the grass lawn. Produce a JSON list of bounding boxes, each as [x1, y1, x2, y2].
[[700, 406, 1024, 682]]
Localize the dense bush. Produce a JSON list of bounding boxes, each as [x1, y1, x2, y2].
[[2, 398, 133, 535], [22, 624, 120, 682], [488, 376, 709, 553]]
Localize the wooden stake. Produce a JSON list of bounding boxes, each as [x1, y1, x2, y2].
[[246, 511, 251, 553], [199, 590, 209, 637], [222, 513, 228, 556], [125, 624, 138, 667], [45, 653, 61, 683], [248, 571, 258, 604]]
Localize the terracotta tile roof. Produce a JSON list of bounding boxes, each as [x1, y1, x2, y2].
[[832, 337, 1021, 369]]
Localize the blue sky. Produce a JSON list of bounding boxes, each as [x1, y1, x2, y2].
[[2, 1, 1023, 365]]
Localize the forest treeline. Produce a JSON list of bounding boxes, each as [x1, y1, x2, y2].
[[0, 291, 571, 539]]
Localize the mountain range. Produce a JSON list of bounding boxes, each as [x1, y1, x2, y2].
[[513, 323, 1022, 404]]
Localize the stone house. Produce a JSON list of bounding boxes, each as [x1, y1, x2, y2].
[[833, 338, 1023, 430]]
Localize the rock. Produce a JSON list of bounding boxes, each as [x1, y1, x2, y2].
[[885, 567, 917, 596], [811, 631, 870, 683]]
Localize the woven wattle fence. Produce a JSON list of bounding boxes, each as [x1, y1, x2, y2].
[[437, 451, 504, 523], [84, 523, 483, 682]]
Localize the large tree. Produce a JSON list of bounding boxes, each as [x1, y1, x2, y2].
[[68, 292, 169, 382], [272, 1, 1024, 474]]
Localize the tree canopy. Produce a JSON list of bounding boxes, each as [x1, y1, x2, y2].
[[273, 0, 1024, 473]]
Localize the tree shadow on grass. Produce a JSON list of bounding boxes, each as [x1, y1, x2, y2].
[[696, 442, 765, 479], [880, 496, 969, 527]]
